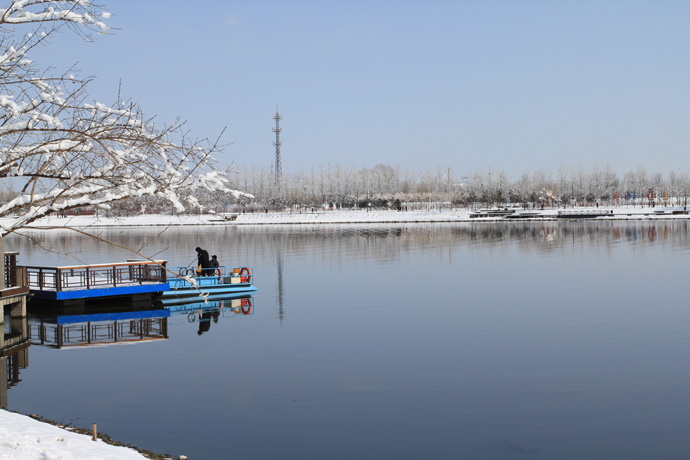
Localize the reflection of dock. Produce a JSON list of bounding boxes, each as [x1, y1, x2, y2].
[[22, 260, 169, 303], [1, 251, 30, 409], [28, 309, 169, 349], [1, 316, 29, 408]]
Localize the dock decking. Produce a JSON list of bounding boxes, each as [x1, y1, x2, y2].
[[23, 260, 169, 301]]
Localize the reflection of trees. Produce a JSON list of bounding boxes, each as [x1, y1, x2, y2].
[[5, 221, 690, 268]]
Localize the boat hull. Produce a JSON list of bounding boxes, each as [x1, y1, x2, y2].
[[159, 271, 257, 305], [158, 285, 257, 305]]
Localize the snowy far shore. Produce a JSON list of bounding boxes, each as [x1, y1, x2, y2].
[[1, 205, 689, 229]]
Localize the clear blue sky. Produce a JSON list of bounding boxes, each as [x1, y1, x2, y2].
[[34, 0, 690, 178]]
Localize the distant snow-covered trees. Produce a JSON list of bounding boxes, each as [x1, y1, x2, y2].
[[0, 0, 244, 236], [218, 162, 690, 212]]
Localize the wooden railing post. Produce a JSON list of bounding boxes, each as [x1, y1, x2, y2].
[[57, 324, 63, 348]]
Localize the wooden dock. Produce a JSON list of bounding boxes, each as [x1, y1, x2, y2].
[[1, 252, 29, 322], [23, 260, 169, 301], [470, 209, 517, 218], [556, 210, 614, 218]]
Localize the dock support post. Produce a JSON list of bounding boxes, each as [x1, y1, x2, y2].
[[0, 236, 5, 291], [0, 356, 7, 409]]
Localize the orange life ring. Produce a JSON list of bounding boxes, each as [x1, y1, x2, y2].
[[241, 299, 252, 315], [239, 267, 252, 283]]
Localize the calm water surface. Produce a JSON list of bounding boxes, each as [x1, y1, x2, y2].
[[5, 221, 690, 459]]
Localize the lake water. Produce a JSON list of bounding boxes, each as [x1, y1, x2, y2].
[[4, 221, 690, 460]]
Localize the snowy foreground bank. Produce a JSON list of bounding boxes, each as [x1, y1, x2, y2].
[[0, 410, 154, 460], [2, 206, 688, 229]]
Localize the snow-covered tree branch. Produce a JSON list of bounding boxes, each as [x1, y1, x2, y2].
[[0, 0, 246, 236]]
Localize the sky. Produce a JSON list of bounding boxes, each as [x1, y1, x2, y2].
[[29, 0, 690, 179]]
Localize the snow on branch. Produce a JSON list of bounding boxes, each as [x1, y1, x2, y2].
[[0, 1, 236, 237], [0, 1, 109, 33]]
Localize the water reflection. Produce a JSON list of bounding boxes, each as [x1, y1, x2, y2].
[[1, 316, 30, 409], [25, 292, 257, 345], [2, 293, 256, 406], [8, 221, 690, 269], [4, 221, 690, 460], [28, 309, 169, 349], [276, 251, 285, 322], [164, 294, 255, 336]]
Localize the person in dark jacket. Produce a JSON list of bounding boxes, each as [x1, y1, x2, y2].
[[210, 255, 220, 269], [210, 255, 220, 277], [196, 247, 211, 275]]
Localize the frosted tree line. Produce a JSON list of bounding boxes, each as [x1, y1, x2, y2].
[[213, 163, 690, 212], [48, 162, 688, 215]]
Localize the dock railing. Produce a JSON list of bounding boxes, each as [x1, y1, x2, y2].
[[2, 251, 29, 298], [23, 260, 167, 292]]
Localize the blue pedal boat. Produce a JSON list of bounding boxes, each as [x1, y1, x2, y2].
[[158, 266, 257, 305]]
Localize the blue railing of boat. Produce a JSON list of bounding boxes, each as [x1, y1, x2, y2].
[[170, 266, 254, 284]]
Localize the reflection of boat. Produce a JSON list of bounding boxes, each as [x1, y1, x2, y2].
[[163, 294, 254, 335], [163, 293, 254, 316], [158, 266, 257, 304]]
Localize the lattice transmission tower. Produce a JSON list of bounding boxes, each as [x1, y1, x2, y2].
[[273, 109, 283, 187]]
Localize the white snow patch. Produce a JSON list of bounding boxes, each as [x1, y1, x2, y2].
[[0, 410, 149, 460]]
